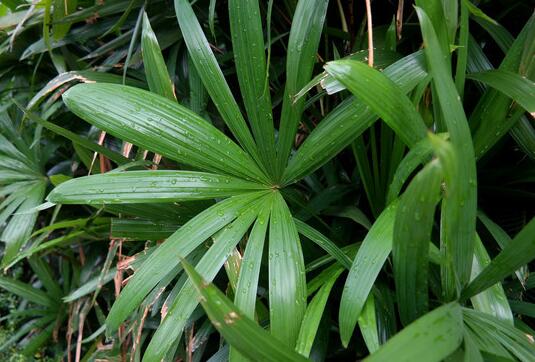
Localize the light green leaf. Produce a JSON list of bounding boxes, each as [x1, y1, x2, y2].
[[110, 219, 179, 240], [463, 308, 535, 361], [358, 293, 380, 354], [1, 181, 46, 266], [229, 199, 272, 362]]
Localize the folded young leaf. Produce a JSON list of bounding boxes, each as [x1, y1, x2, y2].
[[141, 12, 176, 101], [393, 160, 442, 325], [62, 83, 269, 183], [181, 259, 309, 362], [47, 170, 268, 204], [417, 7, 478, 295]]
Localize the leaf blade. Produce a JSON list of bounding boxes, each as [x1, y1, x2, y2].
[[268, 192, 307, 347], [182, 259, 309, 362], [47, 171, 268, 204], [339, 202, 397, 347], [62, 83, 269, 183]]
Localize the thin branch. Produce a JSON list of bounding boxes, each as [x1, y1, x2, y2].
[[365, 0, 374, 67]]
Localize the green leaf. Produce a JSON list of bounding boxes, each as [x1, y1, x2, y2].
[[466, 70, 535, 113], [63, 269, 116, 302], [463, 308, 535, 361], [110, 219, 178, 240], [365, 303, 463, 362], [461, 217, 535, 300], [469, 15, 534, 159], [417, 6, 478, 295], [323, 60, 427, 149], [173, 0, 262, 169], [18, 107, 129, 166], [142, 195, 265, 360], [296, 267, 342, 357], [47, 171, 268, 204], [358, 293, 380, 354], [324, 206, 372, 230], [105, 191, 268, 333], [282, 51, 428, 185], [1, 181, 46, 266], [387, 135, 443, 204], [463, 0, 498, 26], [229, 199, 272, 362], [470, 235, 514, 324], [393, 160, 442, 325], [62, 83, 269, 184], [181, 259, 309, 362], [51, 0, 77, 40], [294, 219, 352, 270], [277, 0, 329, 176], [141, 12, 176, 101], [269, 192, 307, 347], [233, 201, 271, 318], [478, 210, 527, 284], [27, 70, 146, 110], [229, 0, 276, 175], [0, 276, 52, 307], [339, 202, 397, 347]]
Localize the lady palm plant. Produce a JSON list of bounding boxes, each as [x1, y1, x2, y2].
[[1, 0, 534, 360]]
